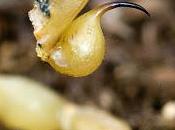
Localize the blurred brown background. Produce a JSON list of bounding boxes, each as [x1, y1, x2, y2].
[[0, 0, 175, 130]]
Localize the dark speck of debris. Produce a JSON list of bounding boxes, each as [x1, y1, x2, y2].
[[37, 43, 42, 48], [35, 0, 50, 17]]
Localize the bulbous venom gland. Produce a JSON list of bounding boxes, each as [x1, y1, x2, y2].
[[47, 1, 150, 77], [29, 1, 150, 77]]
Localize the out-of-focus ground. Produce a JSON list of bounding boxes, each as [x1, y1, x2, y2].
[[0, 0, 175, 130]]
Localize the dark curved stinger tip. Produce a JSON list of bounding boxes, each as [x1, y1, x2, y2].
[[107, 1, 150, 16]]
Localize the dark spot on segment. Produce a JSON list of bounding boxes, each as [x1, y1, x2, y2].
[[35, 0, 51, 17]]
